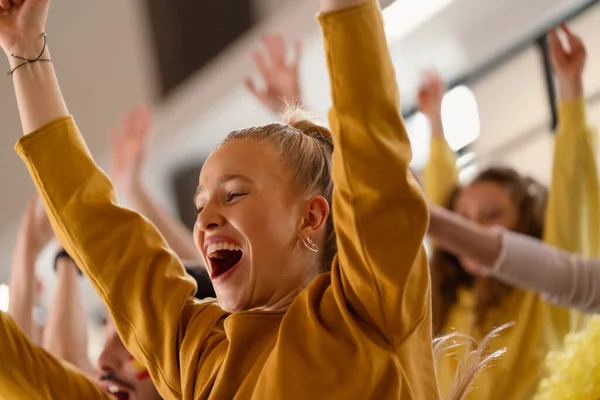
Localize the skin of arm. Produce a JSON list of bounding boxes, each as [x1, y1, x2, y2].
[[109, 107, 202, 265], [42, 253, 95, 375], [418, 72, 459, 207], [8, 198, 52, 341]]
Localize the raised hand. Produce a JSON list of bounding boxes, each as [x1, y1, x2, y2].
[[549, 24, 586, 99], [244, 34, 303, 115], [0, 0, 50, 56], [417, 70, 446, 119], [109, 106, 151, 194], [18, 197, 53, 255]]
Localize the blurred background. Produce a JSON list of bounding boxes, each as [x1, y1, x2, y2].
[[0, 0, 599, 358]]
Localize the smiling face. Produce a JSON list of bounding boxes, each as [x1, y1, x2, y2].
[[96, 318, 161, 400], [193, 137, 328, 312]]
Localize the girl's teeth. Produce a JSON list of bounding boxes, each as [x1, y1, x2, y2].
[[207, 242, 241, 257]]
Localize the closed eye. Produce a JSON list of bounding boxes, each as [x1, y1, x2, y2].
[[195, 205, 205, 215], [226, 192, 246, 202]]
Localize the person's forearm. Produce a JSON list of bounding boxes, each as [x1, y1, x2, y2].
[[558, 76, 583, 101], [7, 239, 39, 339], [320, 0, 366, 12], [427, 112, 444, 139], [8, 40, 68, 134], [428, 205, 502, 267], [43, 258, 94, 375], [126, 184, 202, 265]]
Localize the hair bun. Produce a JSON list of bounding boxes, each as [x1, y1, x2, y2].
[[281, 106, 333, 151]]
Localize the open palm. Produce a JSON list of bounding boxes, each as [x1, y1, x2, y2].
[[245, 34, 303, 115], [19, 197, 53, 253], [417, 70, 446, 118], [109, 106, 151, 193]]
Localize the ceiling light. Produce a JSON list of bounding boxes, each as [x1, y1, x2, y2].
[[383, 0, 457, 42]]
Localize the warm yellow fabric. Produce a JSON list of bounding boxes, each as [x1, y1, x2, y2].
[[12, 1, 439, 399], [424, 136, 459, 207], [0, 311, 109, 400], [545, 98, 600, 257], [432, 99, 599, 400]]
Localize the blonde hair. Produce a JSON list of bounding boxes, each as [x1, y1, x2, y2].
[[222, 108, 336, 272]]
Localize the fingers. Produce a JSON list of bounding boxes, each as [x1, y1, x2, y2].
[[132, 106, 152, 139], [560, 23, 572, 36], [25, 197, 37, 218], [562, 24, 586, 56], [419, 69, 445, 95], [263, 34, 287, 67], [547, 29, 564, 66], [251, 49, 271, 79], [244, 76, 266, 102], [123, 107, 150, 140]]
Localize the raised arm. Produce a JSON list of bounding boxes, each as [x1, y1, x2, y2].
[[0, 311, 110, 399], [8, 198, 52, 341], [109, 107, 202, 265], [429, 204, 600, 313], [42, 251, 95, 375], [544, 25, 600, 256], [320, 0, 431, 345], [245, 34, 304, 115], [419, 72, 459, 206], [3, 2, 200, 397]]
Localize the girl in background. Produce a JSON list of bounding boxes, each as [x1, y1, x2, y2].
[[421, 25, 599, 400]]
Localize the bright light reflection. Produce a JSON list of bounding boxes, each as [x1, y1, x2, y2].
[[383, 0, 458, 42], [0, 284, 9, 312]]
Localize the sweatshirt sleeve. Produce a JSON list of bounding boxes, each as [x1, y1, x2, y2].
[[544, 98, 600, 257], [0, 311, 110, 400], [15, 117, 201, 398], [424, 136, 459, 206], [319, 0, 431, 347], [489, 231, 600, 313]]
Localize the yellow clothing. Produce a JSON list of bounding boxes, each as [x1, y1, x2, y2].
[[424, 136, 459, 207], [13, 1, 439, 399], [0, 311, 109, 400], [429, 99, 599, 400]]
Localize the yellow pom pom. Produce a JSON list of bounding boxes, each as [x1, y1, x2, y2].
[[534, 317, 600, 399]]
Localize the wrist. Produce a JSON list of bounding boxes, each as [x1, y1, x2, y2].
[[426, 114, 444, 137], [4, 32, 47, 59], [123, 181, 146, 201], [558, 76, 583, 100], [15, 233, 44, 257]]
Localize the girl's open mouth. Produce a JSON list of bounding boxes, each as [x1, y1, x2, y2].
[[102, 384, 130, 400], [208, 249, 243, 278]]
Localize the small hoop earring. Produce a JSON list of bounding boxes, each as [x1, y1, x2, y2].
[[303, 236, 319, 253]]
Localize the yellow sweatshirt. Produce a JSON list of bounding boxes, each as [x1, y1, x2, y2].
[[10, 1, 439, 399], [427, 98, 600, 400], [0, 312, 109, 399]]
